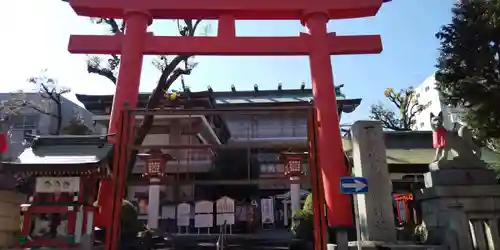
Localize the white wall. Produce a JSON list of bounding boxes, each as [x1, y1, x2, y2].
[[411, 74, 466, 131]]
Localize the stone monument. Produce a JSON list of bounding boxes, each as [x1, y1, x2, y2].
[[350, 120, 397, 243], [416, 112, 500, 250]]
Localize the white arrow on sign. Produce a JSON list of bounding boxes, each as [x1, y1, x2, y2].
[[342, 179, 367, 191]]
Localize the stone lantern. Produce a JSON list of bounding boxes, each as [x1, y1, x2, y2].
[[138, 149, 173, 182], [282, 152, 305, 177], [137, 149, 173, 229], [281, 152, 306, 213]]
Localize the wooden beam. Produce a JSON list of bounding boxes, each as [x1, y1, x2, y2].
[[69, 0, 382, 20], [137, 123, 203, 134], [132, 106, 313, 116], [69, 34, 382, 56], [129, 143, 311, 150], [127, 178, 309, 186]]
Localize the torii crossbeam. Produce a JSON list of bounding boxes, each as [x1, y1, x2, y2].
[[67, 0, 384, 249], [69, 34, 382, 56]]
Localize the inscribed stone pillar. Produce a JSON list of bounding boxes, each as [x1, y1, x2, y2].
[[290, 177, 301, 213], [147, 181, 161, 229], [350, 120, 397, 242]]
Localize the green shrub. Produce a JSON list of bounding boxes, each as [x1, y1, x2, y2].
[[291, 210, 314, 242], [303, 194, 313, 212], [120, 199, 144, 237]]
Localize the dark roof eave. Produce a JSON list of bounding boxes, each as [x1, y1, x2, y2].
[[0, 162, 109, 174], [75, 89, 354, 104], [76, 89, 317, 101]]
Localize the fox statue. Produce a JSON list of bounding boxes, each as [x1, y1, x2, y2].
[[429, 111, 482, 167]]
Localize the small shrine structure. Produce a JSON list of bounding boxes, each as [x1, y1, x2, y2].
[[1, 135, 112, 249]]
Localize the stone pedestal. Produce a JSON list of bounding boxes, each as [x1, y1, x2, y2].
[[290, 177, 301, 213], [417, 158, 500, 250], [416, 185, 500, 250], [147, 179, 161, 229], [424, 168, 497, 187], [350, 121, 397, 243]]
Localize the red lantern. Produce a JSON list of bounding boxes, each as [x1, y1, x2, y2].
[[138, 150, 173, 179], [0, 133, 6, 153], [282, 152, 305, 177], [394, 194, 414, 224]]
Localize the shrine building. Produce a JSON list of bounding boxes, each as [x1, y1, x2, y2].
[[76, 85, 360, 230], [74, 86, 500, 232]]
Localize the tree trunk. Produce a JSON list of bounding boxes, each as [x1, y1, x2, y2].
[[55, 103, 62, 135], [126, 69, 184, 178]]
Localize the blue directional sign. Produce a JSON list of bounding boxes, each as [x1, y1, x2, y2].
[[340, 177, 368, 194]]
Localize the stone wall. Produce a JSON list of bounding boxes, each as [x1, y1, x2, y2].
[[0, 190, 24, 247], [417, 185, 500, 250]]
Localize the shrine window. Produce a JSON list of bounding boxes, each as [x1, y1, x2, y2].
[[291, 115, 307, 137], [11, 114, 39, 129], [250, 115, 258, 138], [276, 163, 284, 173], [256, 153, 280, 162], [260, 164, 277, 173], [255, 116, 280, 138]]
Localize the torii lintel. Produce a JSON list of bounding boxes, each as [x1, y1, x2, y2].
[[69, 0, 383, 20]]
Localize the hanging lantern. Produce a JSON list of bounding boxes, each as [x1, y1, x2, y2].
[[138, 150, 173, 179], [282, 152, 305, 177]]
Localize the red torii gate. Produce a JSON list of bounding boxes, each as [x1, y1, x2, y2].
[[67, 0, 383, 249]]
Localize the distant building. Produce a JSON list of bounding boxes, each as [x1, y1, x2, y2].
[[411, 74, 466, 131], [0, 92, 104, 160]]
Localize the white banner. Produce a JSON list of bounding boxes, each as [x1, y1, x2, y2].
[[161, 206, 176, 219], [216, 213, 235, 226], [260, 198, 274, 224], [195, 214, 213, 228], [177, 203, 191, 226]]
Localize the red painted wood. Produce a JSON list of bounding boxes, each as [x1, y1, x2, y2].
[[95, 11, 151, 235], [304, 13, 353, 226], [68, 34, 382, 56], [69, 0, 382, 20], [21, 212, 31, 236], [308, 110, 327, 250], [25, 206, 79, 214]]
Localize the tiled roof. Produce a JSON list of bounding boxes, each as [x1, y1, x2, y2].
[[214, 93, 319, 105], [1, 135, 112, 174]]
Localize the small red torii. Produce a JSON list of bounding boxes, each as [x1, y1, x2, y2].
[[67, 0, 384, 249]]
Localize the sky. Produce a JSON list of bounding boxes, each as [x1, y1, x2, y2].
[[0, 0, 456, 125]]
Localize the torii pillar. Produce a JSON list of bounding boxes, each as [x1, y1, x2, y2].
[[94, 11, 153, 231], [303, 13, 352, 243]]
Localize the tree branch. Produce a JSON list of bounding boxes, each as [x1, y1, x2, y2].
[[371, 87, 423, 131], [87, 58, 118, 84]]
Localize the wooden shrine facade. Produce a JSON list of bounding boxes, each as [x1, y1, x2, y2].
[[1, 135, 112, 248], [76, 87, 361, 191]]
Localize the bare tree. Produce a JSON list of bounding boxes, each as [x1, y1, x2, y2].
[[8, 70, 70, 135], [84, 17, 205, 173], [369, 87, 427, 131]]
